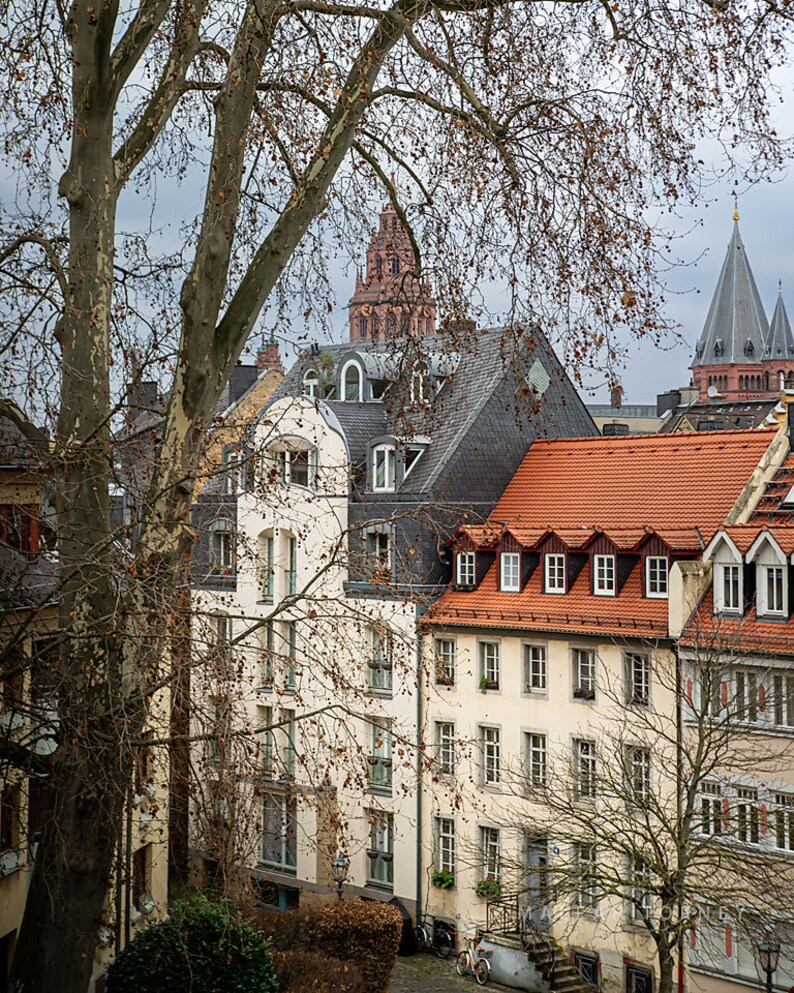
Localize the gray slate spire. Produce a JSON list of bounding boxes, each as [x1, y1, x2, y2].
[[764, 287, 794, 360], [691, 221, 769, 367]]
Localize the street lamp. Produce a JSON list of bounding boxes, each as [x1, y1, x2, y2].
[[330, 854, 350, 901], [757, 937, 781, 993]]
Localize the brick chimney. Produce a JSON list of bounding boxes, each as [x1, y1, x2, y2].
[[257, 338, 284, 375]]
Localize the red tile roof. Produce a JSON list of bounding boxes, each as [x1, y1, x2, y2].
[[680, 588, 794, 658], [492, 430, 778, 531]]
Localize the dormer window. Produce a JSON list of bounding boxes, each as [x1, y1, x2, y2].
[[744, 340, 755, 357], [545, 553, 566, 594], [274, 445, 316, 488], [372, 445, 396, 492], [713, 339, 724, 358], [341, 361, 363, 402], [716, 563, 741, 613], [500, 552, 520, 592], [762, 565, 786, 615], [593, 554, 615, 596], [403, 445, 424, 478], [303, 369, 319, 399], [456, 551, 475, 587], [645, 556, 669, 598]]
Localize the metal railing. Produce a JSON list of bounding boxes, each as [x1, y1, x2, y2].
[[485, 894, 555, 989]]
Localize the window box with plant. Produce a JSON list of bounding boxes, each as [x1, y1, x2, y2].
[[474, 877, 501, 899], [479, 675, 498, 692], [432, 869, 455, 890]]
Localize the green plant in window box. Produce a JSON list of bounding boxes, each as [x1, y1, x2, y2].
[[432, 869, 455, 890], [474, 877, 501, 899], [479, 676, 498, 692]]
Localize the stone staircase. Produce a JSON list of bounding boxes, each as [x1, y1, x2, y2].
[[521, 932, 595, 993]]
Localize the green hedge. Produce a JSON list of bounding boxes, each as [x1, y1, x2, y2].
[[107, 894, 277, 993]]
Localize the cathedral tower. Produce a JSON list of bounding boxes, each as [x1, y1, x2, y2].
[[348, 203, 437, 343]]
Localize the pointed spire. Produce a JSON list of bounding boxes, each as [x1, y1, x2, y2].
[[765, 289, 794, 360], [691, 220, 769, 368]]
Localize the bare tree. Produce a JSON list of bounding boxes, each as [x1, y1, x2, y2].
[[0, 0, 792, 989], [500, 631, 794, 993]]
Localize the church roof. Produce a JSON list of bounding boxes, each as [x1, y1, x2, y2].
[[764, 290, 794, 361], [691, 221, 769, 368]]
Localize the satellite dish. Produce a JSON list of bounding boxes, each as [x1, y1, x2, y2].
[[707, 385, 718, 398]]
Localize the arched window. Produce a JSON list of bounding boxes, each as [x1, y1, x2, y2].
[[391, 257, 400, 275], [410, 364, 428, 404], [376, 256, 383, 276], [744, 340, 755, 357], [739, 376, 744, 390], [372, 444, 396, 491], [358, 315, 368, 338], [273, 445, 317, 488], [341, 361, 363, 402], [209, 518, 234, 573], [303, 369, 319, 399], [385, 314, 396, 336], [371, 313, 380, 338]]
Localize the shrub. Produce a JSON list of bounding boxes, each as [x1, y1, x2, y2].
[[107, 893, 277, 993], [474, 877, 501, 899], [274, 950, 365, 993], [431, 869, 455, 889], [305, 900, 402, 993]]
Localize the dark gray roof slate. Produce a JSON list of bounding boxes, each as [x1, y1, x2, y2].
[[765, 292, 794, 361], [692, 222, 769, 368]]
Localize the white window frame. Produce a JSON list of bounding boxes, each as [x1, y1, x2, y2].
[[367, 811, 394, 888], [736, 786, 760, 846], [479, 641, 500, 690], [576, 843, 598, 912], [436, 722, 456, 776], [760, 564, 786, 617], [369, 718, 393, 792], [773, 671, 794, 727], [699, 781, 723, 836], [368, 628, 393, 695], [626, 745, 651, 806], [715, 562, 742, 614], [593, 553, 616, 596], [625, 652, 650, 705], [645, 556, 669, 598], [209, 518, 234, 572], [500, 552, 521, 592], [341, 360, 363, 402], [372, 445, 396, 492], [573, 648, 596, 700], [773, 792, 794, 851], [302, 369, 319, 398], [436, 816, 455, 875], [275, 447, 317, 489], [628, 856, 652, 923], [523, 644, 547, 694], [456, 551, 476, 586], [480, 825, 501, 880], [434, 638, 456, 687], [575, 738, 596, 799], [526, 732, 547, 788], [481, 726, 501, 786], [544, 553, 566, 593], [735, 669, 759, 723], [223, 448, 241, 496]]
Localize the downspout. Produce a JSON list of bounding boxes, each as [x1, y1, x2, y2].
[[416, 608, 423, 926], [675, 642, 685, 993]]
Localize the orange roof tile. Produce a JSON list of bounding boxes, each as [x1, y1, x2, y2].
[[492, 430, 778, 531], [680, 588, 794, 657], [707, 524, 794, 556], [430, 553, 670, 640]]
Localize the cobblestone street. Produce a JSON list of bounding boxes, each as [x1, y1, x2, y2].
[[390, 954, 517, 993]]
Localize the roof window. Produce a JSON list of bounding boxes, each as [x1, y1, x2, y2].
[[341, 360, 363, 402]]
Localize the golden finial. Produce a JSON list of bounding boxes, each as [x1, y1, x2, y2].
[[733, 194, 739, 223], [779, 279, 783, 295]]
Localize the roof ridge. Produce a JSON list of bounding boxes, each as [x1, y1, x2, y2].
[[527, 427, 777, 446]]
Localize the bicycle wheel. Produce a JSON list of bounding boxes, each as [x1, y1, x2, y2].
[[455, 951, 469, 976], [434, 928, 453, 959], [475, 958, 491, 986], [414, 924, 429, 952]]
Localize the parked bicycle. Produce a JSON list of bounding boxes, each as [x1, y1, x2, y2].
[[414, 917, 454, 958], [456, 937, 491, 985]]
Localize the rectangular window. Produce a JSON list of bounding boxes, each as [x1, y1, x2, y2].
[[369, 628, 393, 695], [701, 667, 722, 718], [700, 782, 723, 835], [545, 553, 566, 593], [735, 670, 758, 723], [436, 816, 456, 876], [132, 844, 152, 912], [286, 536, 297, 595], [457, 551, 475, 586], [736, 787, 760, 845], [628, 857, 652, 923], [277, 449, 315, 487], [576, 843, 598, 911], [261, 621, 274, 687], [526, 733, 547, 788], [367, 811, 394, 888], [373, 447, 396, 491], [575, 739, 596, 799], [0, 787, 19, 853], [773, 793, 794, 851], [480, 826, 500, 880], [224, 448, 241, 495], [436, 722, 456, 776], [573, 649, 596, 700], [719, 564, 741, 612], [773, 672, 794, 727], [262, 792, 297, 870], [626, 746, 650, 806], [435, 639, 456, 687], [281, 710, 297, 779], [208, 696, 231, 766], [500, 552, 521, 592], [482, 727, 501, 786], [764, 565, 785, 615], [479, 642, 500, 690], [625, 653, 650, 705], [593, 554, 616, 595], [284, 622, 297, 692], [261, 535, 274, 599], [646, 556, 669, 598], [366, 530, 392, 572], [523, 644, 547, 693], [261, 705, 274, 778], [369, 718, 393, 792]]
